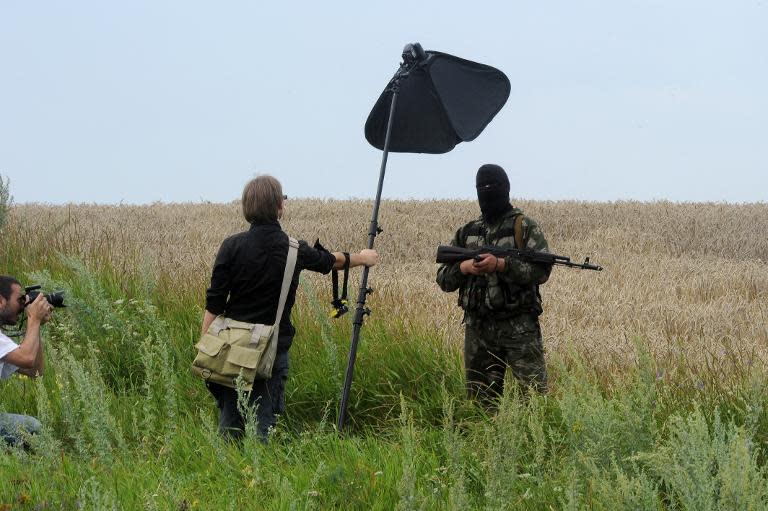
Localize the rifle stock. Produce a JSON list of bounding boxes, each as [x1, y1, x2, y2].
[[435, 245, 603, 271]]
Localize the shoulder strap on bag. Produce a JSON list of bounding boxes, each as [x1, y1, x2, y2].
[[253, 237, 299, 380], [272, 237, 299, 332]]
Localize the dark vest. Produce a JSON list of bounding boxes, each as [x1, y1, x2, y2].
[[458, 212, 543, 318]]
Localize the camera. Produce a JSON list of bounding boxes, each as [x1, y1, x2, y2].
[[25, 285, 66, 308]]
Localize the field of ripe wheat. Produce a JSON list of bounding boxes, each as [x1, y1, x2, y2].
[[8, 199, 768, 376]]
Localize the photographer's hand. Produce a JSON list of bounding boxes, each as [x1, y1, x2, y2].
[[2, 293, 50, 377], [26, 293, 53, 325]]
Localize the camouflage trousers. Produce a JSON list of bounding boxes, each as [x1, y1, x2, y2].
[[464, 312, 547, 405]]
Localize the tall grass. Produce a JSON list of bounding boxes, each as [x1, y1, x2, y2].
[[1, 199, 768, 508]]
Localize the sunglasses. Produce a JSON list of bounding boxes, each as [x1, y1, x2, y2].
[[282, 194, 288, 200]]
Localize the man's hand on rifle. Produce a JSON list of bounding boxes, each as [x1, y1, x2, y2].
[[459, 253, 505, 275]]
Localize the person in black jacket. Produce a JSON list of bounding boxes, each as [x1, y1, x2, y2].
[[202, 175, 378, 440]]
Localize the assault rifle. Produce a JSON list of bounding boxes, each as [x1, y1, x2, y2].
[[435, 245, 603, 271]]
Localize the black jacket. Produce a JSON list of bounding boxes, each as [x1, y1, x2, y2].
[[205, 221, 336, 340]]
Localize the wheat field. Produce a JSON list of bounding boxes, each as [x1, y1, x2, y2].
[[7, 199, 768, 378]]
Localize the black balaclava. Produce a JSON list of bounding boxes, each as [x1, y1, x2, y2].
[[476, 164, 511, 223]]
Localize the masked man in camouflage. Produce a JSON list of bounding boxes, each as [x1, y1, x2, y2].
[[437, 164, 552, 406]]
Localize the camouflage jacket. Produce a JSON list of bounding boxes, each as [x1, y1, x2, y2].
[[436, 207, 552, 319]]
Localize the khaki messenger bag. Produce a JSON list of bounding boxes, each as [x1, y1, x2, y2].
[[191, 237, 299, 390]]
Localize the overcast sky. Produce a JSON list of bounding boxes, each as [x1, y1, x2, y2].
[[1, 1, 766, 204]]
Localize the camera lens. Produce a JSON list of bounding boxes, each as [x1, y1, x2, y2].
[[46, 291, 66, 308], [24, 289, 66, 308]]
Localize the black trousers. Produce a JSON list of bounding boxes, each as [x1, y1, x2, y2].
[[206, 345, 290, 441]]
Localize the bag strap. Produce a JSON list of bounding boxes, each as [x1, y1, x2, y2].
[[272, 237, 299, 335]]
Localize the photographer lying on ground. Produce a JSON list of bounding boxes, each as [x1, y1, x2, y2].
[[0, 275, 54, 447]]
